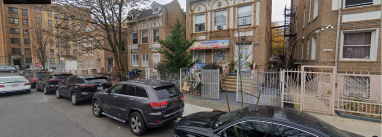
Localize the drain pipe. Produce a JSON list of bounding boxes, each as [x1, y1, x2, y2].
[[334, 0, 342, 73]]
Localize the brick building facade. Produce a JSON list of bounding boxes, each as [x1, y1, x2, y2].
[[186, 0, 272, 71], [289, 0, 381, 74]]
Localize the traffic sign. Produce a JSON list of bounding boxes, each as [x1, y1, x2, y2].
[[34, 63, 40, 67]]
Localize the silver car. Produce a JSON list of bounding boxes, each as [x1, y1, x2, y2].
[[0, 76, 31, 94], [0, 66, 17, 73]]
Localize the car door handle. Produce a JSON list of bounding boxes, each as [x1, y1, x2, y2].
[[113, 96, 117, 98], [129, 98, 133, 101]]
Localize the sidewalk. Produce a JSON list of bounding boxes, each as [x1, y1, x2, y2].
[[183, 95, 381, 137]]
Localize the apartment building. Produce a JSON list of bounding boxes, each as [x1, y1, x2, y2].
[[289, 0, 381, 74], [0, 3, 83, 68], [186, 0, 272, 71], [125, 1, 186, 71]]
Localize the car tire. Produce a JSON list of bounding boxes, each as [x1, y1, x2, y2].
[[71, 93, 79, 105], [56, 89, 62, 99], [129, 112, 148, 136], [10, 70, 14, 73], [43, 86, 48, 95], [92, 100, 103, 117]]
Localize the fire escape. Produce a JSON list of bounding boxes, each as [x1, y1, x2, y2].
[[283, 3, 297, 68]]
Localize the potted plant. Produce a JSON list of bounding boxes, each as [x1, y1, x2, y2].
[[247, 62, 254, 69], [229, 60, 237, 73]]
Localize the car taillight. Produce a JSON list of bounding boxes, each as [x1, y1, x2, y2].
[[80, 85, 95, 88], [49, 79, 61, 82], [150, 101, 168, 109], [31, 78, 38, 82], [181, 95, 184, 101], [0, 85, 5, 87], [105, 83, 112, 86], [24, 83, 31, 86]]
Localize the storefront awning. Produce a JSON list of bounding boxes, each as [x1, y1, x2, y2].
[[189, 39, 229, 50]]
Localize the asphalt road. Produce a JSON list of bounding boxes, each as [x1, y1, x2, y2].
[[0, 72, 176, 137]]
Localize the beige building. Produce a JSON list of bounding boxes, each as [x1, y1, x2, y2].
[[288, 0, 381, 74], [185, 0, 272, 71]]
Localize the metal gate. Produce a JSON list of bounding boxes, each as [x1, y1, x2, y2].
[[201, 69, 220, 99]]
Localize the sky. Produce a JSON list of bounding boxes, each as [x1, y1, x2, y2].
[[153, 0, 291, 24]]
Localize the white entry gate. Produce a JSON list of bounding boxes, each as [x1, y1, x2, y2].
[[201, 69, 220, 99]]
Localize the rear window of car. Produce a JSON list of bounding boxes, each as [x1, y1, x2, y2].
[[86, 78, 109, 84], [0, 77, 27, 83], [52, 74, 72, 80], [153, 85, 180, 100], [34, 72, 49, 78]]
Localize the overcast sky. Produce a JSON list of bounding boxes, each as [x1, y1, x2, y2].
[[153, 0, 291, 24]]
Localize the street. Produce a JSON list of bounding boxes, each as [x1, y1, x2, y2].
[[0, 72, 176, 137]]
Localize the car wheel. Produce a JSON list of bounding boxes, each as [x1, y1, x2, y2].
[[43, 86, 48, 95], [129, 112, 148, 136], [92, 100, 103, 117], [71, 93, 78, 105], [10, 70, 14, 73], [56, 90, 61, 99]]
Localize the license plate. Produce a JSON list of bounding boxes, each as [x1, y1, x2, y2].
[[97, 87, 103, 90], [11, 85, 19, 87]]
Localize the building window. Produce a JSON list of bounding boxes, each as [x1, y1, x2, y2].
[[83, 15, 87, 20], [73, 50, 77, 56], [97, 59, 101, 69], [66, 41, 69, 47], [213, 49, 227, 63], [303, 8, 306, 28], [237, 5, 252, 26], [10, 28, 19, 34], [11, 38, 20, 44], [9, 7, 18, 14], [132, 54, 138, 66], [50, 40, 54, 46], [24, 39, 30, 45], [72, 23, 75, 29], [342, 30, 377, 60], [141, 53, 149, 66], [25, 58, 32, 63], [301, 42, 304, 60], [35, 8, 40, 14], [22, 19, 29, 25], [85, 59, 89, 69], [78, 59, 82, 68], [36, 17, 41, 24], [22, 9, 28, 16], [309, 0, 312, 22], [152, 29, 159, 42], [307, 39, 310, 59], [194, 14, 206, 32], [48, 20, 52, 26], [66, 50, 70, 55], [90, 59, 94, 68], [50, 58, 55, 64], [141, 31, 148, 44], [25, 48, 31, 54], [313, 0, 318, 19], [12, 48, 21, 54], [193, 50, 205, 63], [50, 49, 54, 55], [345, 0, 373, 8], [311, 36, 316, 60], [48, 11, 52, 16], [64, 14, 68, 19], [9, 18, 19, 24], [344, 76, 370, 98], [154, 7, 158, 12], [122, 42, 126, 51], [24, 29, 29, 35], [132, 33, 138, 44], [214, 10, 227, 30]]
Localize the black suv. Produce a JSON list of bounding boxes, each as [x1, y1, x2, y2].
[[36, 73, 73, 95], [56, 75, 112, 105], [30, 71, 50, 88], [92, 79, 184, 136]]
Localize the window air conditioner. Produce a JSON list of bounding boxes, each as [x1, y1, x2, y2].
[[217, 25, 223, 30]]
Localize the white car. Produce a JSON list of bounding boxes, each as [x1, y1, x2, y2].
[[0, 76, 31, 94]]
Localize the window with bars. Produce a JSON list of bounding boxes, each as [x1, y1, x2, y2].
[[237, 5, 252, 26], [152, 29, 159, 42], [141, 54, 149, 66], [24, 39, 30, 45], [22, 19, 29, 25], [132, 54, 138, 66], [48, 11, 52, 17], [194, 14, 205, 32], [9, 7, 17, 14], [12, 48, 21, 54], [344, 76, 370, 99], [132, 33, 138, 44], [22, 9, 28, 16], [11, 38, 20, 44], [25, 58, 32, 63], [345, 0, 373, 8], [141, 31, 148, 44], [10, 28, 19, 34], [25, 48, 31, 54], [9, 18, 19, 24]]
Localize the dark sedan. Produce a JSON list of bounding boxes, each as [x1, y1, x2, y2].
[[174, 105, 360, 137]]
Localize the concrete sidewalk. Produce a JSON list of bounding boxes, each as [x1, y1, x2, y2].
[[183, 95, 381, 137]]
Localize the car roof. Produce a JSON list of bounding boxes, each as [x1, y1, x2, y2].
[[118, 79, 175, 88]]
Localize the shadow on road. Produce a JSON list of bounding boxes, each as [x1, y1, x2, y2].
[[0, 92, 30, 97]]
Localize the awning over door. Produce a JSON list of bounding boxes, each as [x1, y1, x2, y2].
[[189, 39, 229, 50]]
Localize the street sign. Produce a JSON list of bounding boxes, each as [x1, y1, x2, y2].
[[34, 63, 40, 67], [60, 58, 64, 60]]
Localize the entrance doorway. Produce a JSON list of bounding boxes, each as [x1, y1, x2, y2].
[[152, 53, 160, 72], [107, 59, 113, 72], [13, 58, 21, 66], [234, 43, 253, 70]]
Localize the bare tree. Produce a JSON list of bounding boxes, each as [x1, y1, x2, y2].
[[30, 21, 51, 70], [57, 0, 149, 80]]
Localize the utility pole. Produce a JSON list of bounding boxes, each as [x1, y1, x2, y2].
[[57, 12, 62, 73]]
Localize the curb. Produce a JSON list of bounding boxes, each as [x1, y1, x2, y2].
[[334, 108, 381, 123]]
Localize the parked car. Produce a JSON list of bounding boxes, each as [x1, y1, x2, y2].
[[0, 66, 17, 73], [0, 76, 31, 94], [92, 79, 184, 136], [56, 76, 113, 105], [174, 105, 360, 137], [36, 73, 73, 95], [30, 71, 50, 88]]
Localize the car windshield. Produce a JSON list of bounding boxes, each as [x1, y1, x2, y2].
[[34, 72, 49, 78], [0, 77, 27, 83], [52, 74, 72, 80], [154, 85, 180, 100], [213, 107, 246, 129]]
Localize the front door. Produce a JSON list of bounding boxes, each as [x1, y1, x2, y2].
[[13, 58, 21, 67], [104, 84, 124, 114], [152, 53, 160, 72], [107, 59, 113, 72], [234, 43, 253, 70]]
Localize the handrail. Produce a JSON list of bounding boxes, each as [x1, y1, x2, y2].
[[220, 63, 230, 91]]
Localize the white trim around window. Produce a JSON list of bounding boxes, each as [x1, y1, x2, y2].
[[141, 53, 149, 66], [132, 54, 138, 66], [213, 9, 227, 30], [194, 14, 206, 32], [311, 36, 317, 60], [340, 28, 379, 61], [141, 30, 148, 44], [236, 4, 254, 27], [152, 28, 160, 43]]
